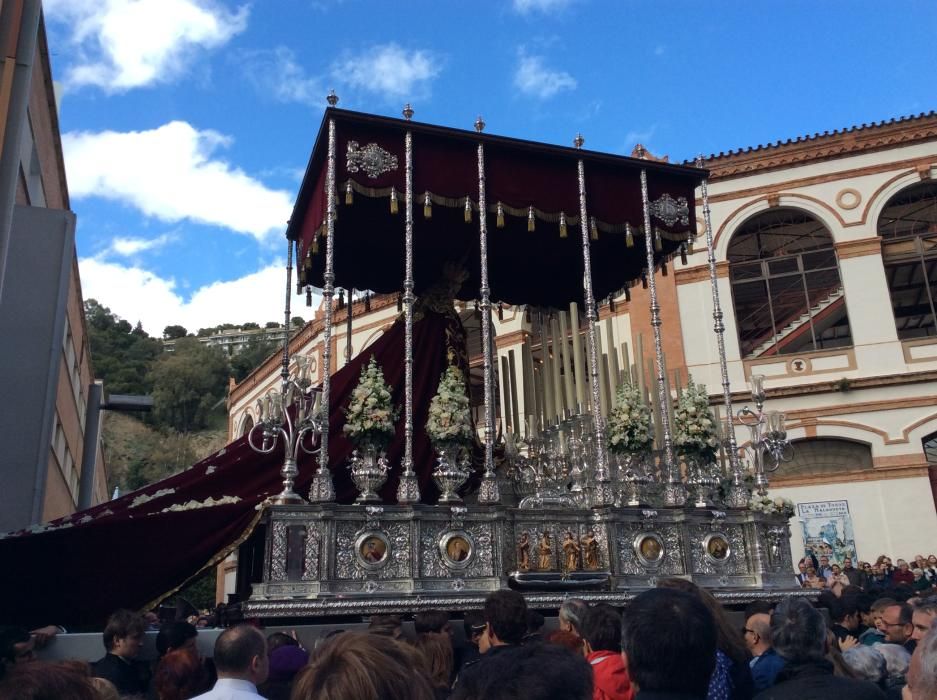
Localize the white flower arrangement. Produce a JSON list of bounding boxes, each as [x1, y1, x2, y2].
[[343, 357, 397, 450], [607, 383, 653, 455], [749, 494, 795, 519], [425, 365, 473, 447], [673, 377, 719, 464]]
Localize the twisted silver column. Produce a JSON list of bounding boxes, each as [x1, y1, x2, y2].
[[696, 158, 747, 507], [574, 134, 612, 507], [397, 118, 420, 503], [640, 169, 684, 506], [475, 116, 500, 504], [309, 104, 338, 503]]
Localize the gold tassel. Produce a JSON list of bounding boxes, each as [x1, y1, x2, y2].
[[654, 228, 662, 252], [306, 287, 312, 307], [528, 206, 535, 232], [642, 273, 648, 289], [661, 261, 668, 276], [498, 304, 504, 321], [559, 212, 567, 238], [680, 245, 688, 265], [311, 235, 319, 254], [345, 182, 353, 205], [390, 187, 399, 214], [364, 293, 371, 312], [496, 202, 505, 229], [590, 217, 598, 240], [337, 289, 345, 311], [625, 223, 634, 248], [464, 198, 472, 223], [625, 287, 631, 302], [609, 297, 616, 313], [423, 191, 432, 219]]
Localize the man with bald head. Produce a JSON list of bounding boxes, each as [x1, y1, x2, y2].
[[193, 625, 268, 699], [744, 610, 785, 693]]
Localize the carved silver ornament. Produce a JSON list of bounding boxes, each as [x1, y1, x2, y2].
[[346, 141, 399, 179], [648, 193, 690, 227]]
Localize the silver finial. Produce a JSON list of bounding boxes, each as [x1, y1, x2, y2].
[[326, 90, 339, 107], [403, 103, 414, 121], [475, 116, 485, 133], [573, 133, 584, 149]]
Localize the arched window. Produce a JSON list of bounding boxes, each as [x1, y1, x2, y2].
[[784, 438, 872, 477], [728, 209, 851, 358], [878, 182, 937, 339], [239, 414, 254, 437]]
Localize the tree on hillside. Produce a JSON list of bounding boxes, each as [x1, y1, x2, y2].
[[84, 299, 163, 395], [163, 325, 188, 339], [264, 321, 280, 329], [149, 338, 229, 432], [291, 316, 305, 327], [241, 322, 260, 331], [230, 334, 278, 383]]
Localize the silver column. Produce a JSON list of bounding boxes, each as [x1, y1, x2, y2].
[[696, 156, 747, 507], [640, 169, 685, 506], [309, 93, 339, 503], [475, 116, 500, 504], [397, 105, 420, 503], [574, 134, 613, 507]]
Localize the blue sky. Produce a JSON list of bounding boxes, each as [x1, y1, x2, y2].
[[43, 0, 937, 336]]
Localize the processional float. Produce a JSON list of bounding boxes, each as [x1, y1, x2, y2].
[[242, 94, 800, 618]]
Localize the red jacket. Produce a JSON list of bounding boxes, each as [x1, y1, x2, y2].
[[586, 650, 633, 700]]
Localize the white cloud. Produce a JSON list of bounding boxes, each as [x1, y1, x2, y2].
[[513, 0, 573, 13], [44, 0, 248, 91], [78, 258, 308, 336], [240, 46, 323, 105], [625, 125, 658, 148], [108, 233, 175, 257], [63, 121, 293, 241], [513, 52, 577, 99], [333, 44, 441, 101]]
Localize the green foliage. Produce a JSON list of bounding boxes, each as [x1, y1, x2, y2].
[[230, 334, 279, 383], [84, 299, 163, 395], [178, 567, 218, 611], [241, 322, 260, 331], [163, 324, 188, 340], [264, 321, 280, 329], [149, 338, 230, 432], [291, 316, 305, 327], [196, 323, 237, 337]]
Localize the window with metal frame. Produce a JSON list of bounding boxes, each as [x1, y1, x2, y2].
[[878, 182, 937, 340], [728, 208, 852, 358]]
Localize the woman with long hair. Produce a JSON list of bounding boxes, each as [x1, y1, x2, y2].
[[413, 631, 454, 700], [657, 578, 754, 700]]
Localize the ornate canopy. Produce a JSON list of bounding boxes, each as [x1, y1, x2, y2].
[[288, 107, 707, 308]]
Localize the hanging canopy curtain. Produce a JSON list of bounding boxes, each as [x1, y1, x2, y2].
[[290, 108, 706, 309]]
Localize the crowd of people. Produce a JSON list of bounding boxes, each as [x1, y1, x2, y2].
[[2, 576, 937, 700], [796, 554, 937, 594]]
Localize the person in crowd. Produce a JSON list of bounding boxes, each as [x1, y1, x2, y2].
[[875, 644, 911, 698], [156, 621, 199, 658], [913, 601, 937, 641], [754, 597, 885, 699], [560, 598, 589, 637], [818, 556, 834, 581], [460, 611, 486, 669], [457, 590, 528, 688], [524, 610, 546, 644], [153, 647, 210, 700], [546, 629, 584, 653], [0, 659, 99, 700], [842, 647, 891, 697], [658, 578, 753, 700], [830, 564, 851, 588], [192, 625, 268, 699], [895, 561, 917, 587], [804, 566, 827, 590], [414, 631, 454, 700], [795, 562, 808, 588], [619, 587, 716, 699], [862, 598, 897, 646], [905, 624, 937, 700], [367, 615, 403, 639], [293, 631, 434, 700], [869, 566, 892, 595], [579, 604, 632, 700], [925, 556, 937, 586], [0, 628, 34, 679], [844, 558, 866, 588], [91, 676, 121, 700], [416, 612, 452, 636], [265, 632, 299, 654], [258, 643, 308, 700], [829, 597, 862, 646], [92, 609, 151, 697], [882, 603, 917, 654], [451, 640, 593, 700], [744, 611, 785, 693]]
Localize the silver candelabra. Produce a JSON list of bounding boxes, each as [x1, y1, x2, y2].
[[248, 355, 323, 505], [737, 374, 793, 497]]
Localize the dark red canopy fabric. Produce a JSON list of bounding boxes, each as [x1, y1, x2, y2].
[[0, 309, 467, 628], [289, 108, 706, 308]]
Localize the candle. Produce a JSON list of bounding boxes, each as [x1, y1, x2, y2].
[[661, 353, 675, 438], [500, 355, 513, 433], [609, 347, 621, 402], [596, 326, 608, 417], [550, 317, 565, 418], [569, 302, 587, 408], [533, 364, 544, 430], [635, 334, 646, 399], [558, 311, 576, 410], [522, 340, 535, 425], [508, 349, 521, 436], [621, 342, 631, 386], [714, 405, 726, 473], [649, 357, 662, 445], [540, 316, 556, 423]]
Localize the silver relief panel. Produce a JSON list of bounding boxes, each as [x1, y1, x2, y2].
[[690, 525, 748, 576], [420, 522, 494, 578], [617, 523, 684, 576], [302, 522, 321, 581], [346, 141, 399, 179], [334, 521, 412, 581], [269, 520, 289, 582]]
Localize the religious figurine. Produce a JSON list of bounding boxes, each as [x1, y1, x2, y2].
[[562, 530, 580, 572], [537, 531, 553, 571], [517, 531, 531, 572], [581, 529, 600, 570]]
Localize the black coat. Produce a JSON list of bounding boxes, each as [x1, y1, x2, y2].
[[92, 653, 151, 697], [753, 659, 886, 700]]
